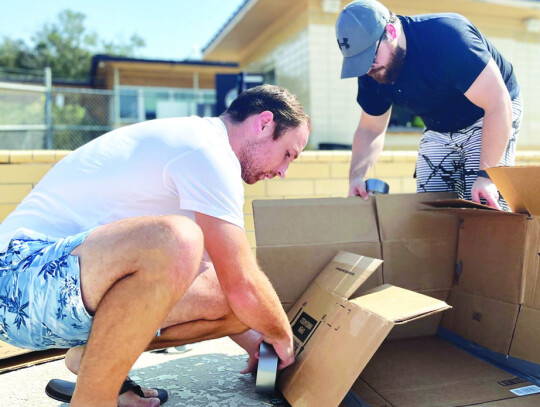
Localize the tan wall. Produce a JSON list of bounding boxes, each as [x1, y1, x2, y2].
[[3, 150, 540, 248], [235, 0, 540, 149]]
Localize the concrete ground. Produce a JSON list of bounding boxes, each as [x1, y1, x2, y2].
[[0, 337, 288, 406]]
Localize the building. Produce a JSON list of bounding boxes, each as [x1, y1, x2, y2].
[[2, 0, 539, 151], [202, 0, 540, 150]]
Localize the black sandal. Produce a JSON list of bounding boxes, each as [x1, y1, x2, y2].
[[45, 377, 168, 404]]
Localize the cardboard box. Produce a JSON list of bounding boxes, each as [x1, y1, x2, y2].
[[0, 343, 65, 374], [253, 166, 540, 407], [279, 251, 450, 407], [255, 193, 456, 312], [425, 167, 540, 360], [254, 198, 383, 312], [347, 336, 540, 407]]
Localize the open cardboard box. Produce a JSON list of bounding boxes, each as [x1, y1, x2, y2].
[[254, 166, 540, 407], [279, 251, 450, 406]]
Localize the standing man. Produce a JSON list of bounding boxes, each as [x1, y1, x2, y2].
[[335, 0, 522, 209], [0, 85, 310, 407]]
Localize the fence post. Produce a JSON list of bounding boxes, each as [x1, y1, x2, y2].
[[113, 68, 120, 127], [44, 66, 52, 149]]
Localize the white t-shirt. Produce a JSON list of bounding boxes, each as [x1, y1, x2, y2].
[[0, 116, 245, 253]]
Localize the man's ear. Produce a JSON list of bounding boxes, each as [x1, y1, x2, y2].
[[257, 111, 274, 133], [386, 24, 397, 40]]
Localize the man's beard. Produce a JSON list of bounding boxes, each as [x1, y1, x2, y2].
[[369, 44, 406, 84], [238, 141, 265, 184]]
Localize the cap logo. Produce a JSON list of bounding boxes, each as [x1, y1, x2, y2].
[[337, 38, 350, 50]]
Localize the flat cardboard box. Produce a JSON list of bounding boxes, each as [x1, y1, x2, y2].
[[348, 336, 540, 407], [0, 343, 65, 374], [0, 340, 29, 360], [279, 251, 450, 407]]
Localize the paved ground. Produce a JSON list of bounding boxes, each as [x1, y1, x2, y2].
[[0, 337, 284, 406]]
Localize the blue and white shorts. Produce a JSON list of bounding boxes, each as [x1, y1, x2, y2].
[[0, 230, 93, 350]]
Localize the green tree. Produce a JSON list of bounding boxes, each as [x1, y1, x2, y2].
[[0, 9, 145, 81]]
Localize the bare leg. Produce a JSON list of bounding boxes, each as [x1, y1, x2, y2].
[[69, 216, 204, 407], [66, 261, 248, 373]]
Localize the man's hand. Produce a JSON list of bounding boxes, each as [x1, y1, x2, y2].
[[231, 329, 294, 373], [263, 333, 294, 370], [471, 176, 502, 210], [230, 329, 264, 374], [349, 176, 369, 199]]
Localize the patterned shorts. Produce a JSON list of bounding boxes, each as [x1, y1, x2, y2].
[[0, 230, 93, 350], [416, 94, 523, 211]]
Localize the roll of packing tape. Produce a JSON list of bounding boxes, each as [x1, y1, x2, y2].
[[365, 178, 390, 195], [255, 342, 279, 395]]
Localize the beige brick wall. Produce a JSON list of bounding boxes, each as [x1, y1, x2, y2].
[[2, 149, 540, 248]]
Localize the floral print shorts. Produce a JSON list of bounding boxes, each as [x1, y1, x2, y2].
[[0, 230, 93, 350]]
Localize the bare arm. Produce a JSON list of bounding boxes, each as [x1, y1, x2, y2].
[[195, 212, 293, 368], [464, 58, 512, 209], [349, 108, 391, 197]]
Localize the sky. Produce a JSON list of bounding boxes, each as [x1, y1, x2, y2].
[[0, 0, 247, 60]]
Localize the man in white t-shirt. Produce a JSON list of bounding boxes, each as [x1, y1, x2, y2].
[[0, 85, 310, 407]]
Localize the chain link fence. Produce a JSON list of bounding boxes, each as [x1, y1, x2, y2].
[[0, 80, 115, 150], [51, 87, 114, 150]]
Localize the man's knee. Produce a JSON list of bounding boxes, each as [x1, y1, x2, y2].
[[157, 216, 203, 277]]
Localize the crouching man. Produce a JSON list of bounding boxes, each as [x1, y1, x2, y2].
[[0, 85, 310, 407]]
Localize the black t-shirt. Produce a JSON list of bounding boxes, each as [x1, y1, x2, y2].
[[356, 14, 520, 132]]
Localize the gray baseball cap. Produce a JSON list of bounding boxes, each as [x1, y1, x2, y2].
[[336, 0, 390, 79]]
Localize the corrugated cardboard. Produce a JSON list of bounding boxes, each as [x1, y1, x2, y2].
[[340, 378, 390, 407], [0, 340, 29, 360], [455, 215, 527, 304], [255, 198, 382, 309], [353, 336, 540, 407], [254, 166, 540, 407], [376, 193, 458, 293], [0, 345, 65, 374], [441, 290, 519, 355], [488, 166, 540, 216], [387, 289, 449, 340], [278, 251, 450, 407], [473, 394, 540, 406], [510, 306, 540, 364]]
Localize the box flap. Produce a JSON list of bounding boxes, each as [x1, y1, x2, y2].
[[377, 192, 459, 240], [257, 243, 383, 305], [487, 166, 540, 216], [423, 199, 499, 211], [422, 199, 523, 218], [253, 197, 379, 247], [351, 284, 450, 323], [455, 215, 527, 304], [314, 251, 383, 298], [376, 193, 460, 293]]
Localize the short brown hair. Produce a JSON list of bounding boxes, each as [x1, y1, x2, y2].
[[224, 84, 310, 140]]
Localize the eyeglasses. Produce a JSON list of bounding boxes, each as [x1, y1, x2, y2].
[[372, 31, 386, 65]]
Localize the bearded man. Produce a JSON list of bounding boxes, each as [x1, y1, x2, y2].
[[336, 0, 522, 210]]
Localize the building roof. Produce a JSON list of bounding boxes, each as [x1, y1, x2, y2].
[[202, 0, 302, 62], [202, 0, 540, 63], [89, 54, 239, 88]]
